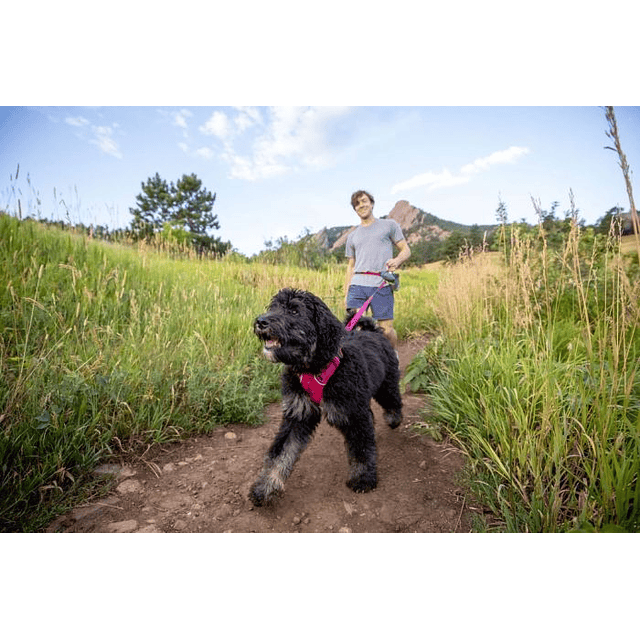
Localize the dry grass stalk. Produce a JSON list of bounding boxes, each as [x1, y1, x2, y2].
[[605, 106, 640, 261]]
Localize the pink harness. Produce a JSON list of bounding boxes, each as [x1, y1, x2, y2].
[[298, 353, 342, 404], [298, 279, 387, 403]]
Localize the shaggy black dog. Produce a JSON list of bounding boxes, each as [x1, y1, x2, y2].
[[250, 288, 403, 506]]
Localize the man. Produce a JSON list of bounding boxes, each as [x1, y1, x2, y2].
[[344, 190, 411, 350]]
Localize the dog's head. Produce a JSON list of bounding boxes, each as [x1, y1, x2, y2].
[[254, 288, 345, 372]]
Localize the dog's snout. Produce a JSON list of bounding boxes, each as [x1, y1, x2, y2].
[[255, 315, 269, 330]]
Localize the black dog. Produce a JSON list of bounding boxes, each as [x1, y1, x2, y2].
[[250, 288, 403, 506]]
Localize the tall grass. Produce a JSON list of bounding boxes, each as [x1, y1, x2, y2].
[[0, 213, 438, 531], [406, 221, 640, 532]]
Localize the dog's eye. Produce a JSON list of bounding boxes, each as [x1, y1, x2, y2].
[[290, 308, 299, 315]]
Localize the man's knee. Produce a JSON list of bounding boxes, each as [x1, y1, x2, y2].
[[378, 320, 397, 345]]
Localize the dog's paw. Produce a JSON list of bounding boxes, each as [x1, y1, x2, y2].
[[346, 474, 377, 493], [249, 483, 281, 507], [248, 484, 268, 507], [384, 409, 403, 429]]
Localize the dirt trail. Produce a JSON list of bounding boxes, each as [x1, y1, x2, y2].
[[47, 336, 475, 533]]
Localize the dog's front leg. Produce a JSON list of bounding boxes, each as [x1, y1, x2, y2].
[[249, 398, 321, 507]]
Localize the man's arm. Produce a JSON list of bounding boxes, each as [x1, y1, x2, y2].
[[385, 239, 411, 271], [344, 257, 355, 308]]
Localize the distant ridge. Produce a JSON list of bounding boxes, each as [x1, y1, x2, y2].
[[312, 200, 496, 252]]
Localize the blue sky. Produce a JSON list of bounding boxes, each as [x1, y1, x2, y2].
[[1, 105, 638, 256]]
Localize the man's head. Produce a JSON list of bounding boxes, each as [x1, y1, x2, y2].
[[351, 190, 374, 211], [351, 190, 375, 222]]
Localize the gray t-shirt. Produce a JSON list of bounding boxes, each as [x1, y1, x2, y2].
[[345, 218, 405, 287]]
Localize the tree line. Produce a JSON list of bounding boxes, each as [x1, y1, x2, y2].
[[12, 171, 231, 257], [404, 201, 636, 266], [13, 169, 635, 268]]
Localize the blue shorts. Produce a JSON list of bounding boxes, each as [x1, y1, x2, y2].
[[346, 284, 394, 321]]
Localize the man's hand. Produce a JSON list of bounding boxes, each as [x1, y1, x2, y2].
[[386, 240, 411, 272], [384, 257, 401, 272]]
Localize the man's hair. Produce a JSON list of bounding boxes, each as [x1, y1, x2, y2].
[[351, 190, 375, 210]]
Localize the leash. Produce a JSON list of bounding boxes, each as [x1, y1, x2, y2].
[[345, 278, 388, 331], [300, 272, 393, 402], [345, 270, 397, 330]]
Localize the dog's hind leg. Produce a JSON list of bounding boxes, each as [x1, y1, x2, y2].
[[375, 389, 403, 429], [249, 401, 321, 507], [374, 364, 403, 429], [339, 412, 378, 493]]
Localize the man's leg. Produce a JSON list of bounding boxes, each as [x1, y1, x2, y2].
[[373, 287, 397, 349], [345, 285, 368, 318], [377, 319, 398, 350]]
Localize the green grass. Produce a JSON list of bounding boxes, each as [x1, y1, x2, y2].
[[405, 225, 640, 532], [7, 209, 638, 533], [7, 210, 638, 533], [0, 214, 438, 531]]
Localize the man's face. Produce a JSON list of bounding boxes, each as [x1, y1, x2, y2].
[[355, 194, 373, 220]]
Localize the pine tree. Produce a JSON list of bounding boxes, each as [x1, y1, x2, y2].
[[129, 173, 172, 239], [172, 173, 218, 237], [129, 172, 230, 254]]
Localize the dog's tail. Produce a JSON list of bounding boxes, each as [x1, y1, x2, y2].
[[344, 310, 382, 333]]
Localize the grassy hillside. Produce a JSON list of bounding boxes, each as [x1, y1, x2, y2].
[[0, 214, 439, 530]]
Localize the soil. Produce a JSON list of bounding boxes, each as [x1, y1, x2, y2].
[[47, 335, 476, 533]]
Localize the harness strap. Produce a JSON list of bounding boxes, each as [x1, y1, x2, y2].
[[298, 353, 341, 404]]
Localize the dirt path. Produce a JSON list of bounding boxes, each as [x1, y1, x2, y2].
[[47, 336, 475, 533]]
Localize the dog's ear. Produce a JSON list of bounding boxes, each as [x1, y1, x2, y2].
[[308, 293, 345, 363]]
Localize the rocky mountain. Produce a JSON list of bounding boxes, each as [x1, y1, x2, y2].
[[313, 200, 495, 253]]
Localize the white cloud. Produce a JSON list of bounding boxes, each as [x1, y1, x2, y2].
[[267, 106, 350, 167], [65, 114, 122, 159], [173, 109, 192, 130], [391, 145, 531, 194], [65, 116, 90, 127], [90, 125, 122, 159], [200, 107, 262, 141], [194, 106, 353, 179], [195, 146, 214, 159], [461, 146, 530, 175], [218, 106, 352, 181], [391, 169, 470, 193], [233, 106, 262, 133], [200, 110, 232, 140]]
